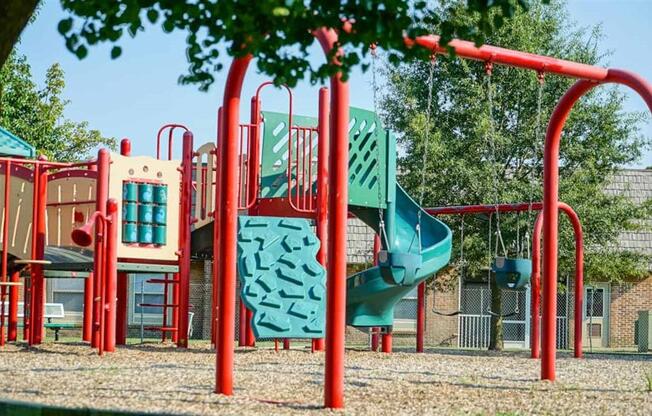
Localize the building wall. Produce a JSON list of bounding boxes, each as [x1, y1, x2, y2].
[[610, 279, 652, 347]]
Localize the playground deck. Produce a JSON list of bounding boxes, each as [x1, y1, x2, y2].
[[0, 342, 649, 415]]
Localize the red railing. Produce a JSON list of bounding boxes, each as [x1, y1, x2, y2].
[[288, 126, 318, 213]]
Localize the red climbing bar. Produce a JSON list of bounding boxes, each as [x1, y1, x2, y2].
[[412, 35, 609, 81], [416, 281, 425, 353]]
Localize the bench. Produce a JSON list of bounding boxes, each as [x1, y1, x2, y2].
[[2, 302, 80, 341]]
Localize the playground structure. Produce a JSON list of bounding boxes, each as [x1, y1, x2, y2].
[[0, 129, 194, 354], [0, 26, 650, 414]]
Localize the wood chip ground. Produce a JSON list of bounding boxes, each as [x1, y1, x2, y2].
[[0, 342, 650, 415]]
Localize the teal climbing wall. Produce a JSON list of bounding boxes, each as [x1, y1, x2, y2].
[[237, 215, 326, 339]]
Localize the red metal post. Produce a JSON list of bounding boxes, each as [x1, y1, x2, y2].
[[8, 270, 19, 341], [238, 299, 246, 347], [212, 108, 223, 348], [530, 212, 543, 359], [416, 281, 425, 353], [245, 309, 255, 347], [92, 149, 110, 348], [283, 338, 290, 350], [371, 234, 381, 351], [315, 28, 349, 409], [215, 55, 251, 396], [177, 131, 193, 348], [0, 160, 10, 346], [83, 271, 94, 342], [115, 139, 131, 346], [313, 86, 330, 353], [559, 203, 584, 358], [103, 199, 118, 353], [30, 157, 48, 345], [381, 331, 392, 353], [541, 69, 652, 380]]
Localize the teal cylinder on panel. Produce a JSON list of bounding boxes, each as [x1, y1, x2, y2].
[[123, 182, 138, 201], [138, 183, 154, 203], [153, 225, 166, 245], [123, 222, 138, 243], [123, 202, 137, 222], [154, 185, 168, 204], [153, 205, 166, 225], [138, 224, 153, 244], [138, 203, 154, 223]]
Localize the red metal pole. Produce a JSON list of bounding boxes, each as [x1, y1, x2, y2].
[[313, 86, 330, 353], [83, 271, 94, 342], [177, 131, 193, 348], [412, 35, 609, 81], [315, 27, 349, 409], [212, 108, 223, 348], [559, 202, 584, 358], [416, 281, 425, 353], [0, 160, 10, 346], [30, 157, 48, 345], [381, 331, 392, 353], [371, 234, 381, 351], [541, 69, 652, 381], [245, 309, 255, 347], [8, 270, 19, 341], [530, 211, 543, 359], [238, 298, 246, 347], [283, 338, 290, 350], [215, 55, 251, 396], [26, 162, 42, 343], [116, 273, 128, 345], [92, 149, 110, 348], [115, 139, 131, 346], [427, 202, 543, 216], [103, 199, 118, 353]]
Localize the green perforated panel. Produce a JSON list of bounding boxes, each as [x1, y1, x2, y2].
[[258, 108, 392, 210], [260, 111, 318, 199], [237, 215, 326, 339]]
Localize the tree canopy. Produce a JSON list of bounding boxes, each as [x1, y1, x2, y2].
[[0, 52, 116, 161], [381, 0, 651, 286], [43, 0, 546, 91]]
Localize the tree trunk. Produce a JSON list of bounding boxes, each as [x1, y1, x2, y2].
[[488, 275, 504, 351], [0, 0, 40, 69]]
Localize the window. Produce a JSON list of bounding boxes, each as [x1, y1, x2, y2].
[[586, 287, 604, 318], [130, 274, 166, 325], [50, 279, 85, 318]]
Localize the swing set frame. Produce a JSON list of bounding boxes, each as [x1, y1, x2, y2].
[[214, 28, 652, 408]]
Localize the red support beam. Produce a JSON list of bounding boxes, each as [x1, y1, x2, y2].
[[92, 149, 110, 349], [8, 270, 19, 341], [83, 271, 94, 342], [30, 157, 48, 345], [370, 234, 381, 351], [313, 86, 330, 353], [541, 69, 652, 381], [177, 131, 194, 348], [412, 35, 609, 81], [416, 281, 425, 353], [426, 202, 542, 216], [0, 160, 11, 346], [103, 199, 118, 353], [211, 108, 223, 348], [381, 331, 392, 353]]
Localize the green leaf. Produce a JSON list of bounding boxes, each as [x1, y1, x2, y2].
[[57, 18, 73, 35], [110, 46, 122, 59], [75, 45, 88, 59], [146, 9, 159, 24], [272, 7, 290, 17]]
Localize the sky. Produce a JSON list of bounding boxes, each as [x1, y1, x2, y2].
[[15, 0, 652, 167]]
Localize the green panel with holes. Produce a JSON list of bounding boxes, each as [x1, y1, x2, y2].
[[259, 108, 391, 209], [259, 111, 317, 199], [237, 215, 326, 339]]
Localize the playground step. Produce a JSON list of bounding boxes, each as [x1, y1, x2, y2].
[[146, 279, 178, 284], [143, 326, 178, 332], [138, 303, 178, 308]]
